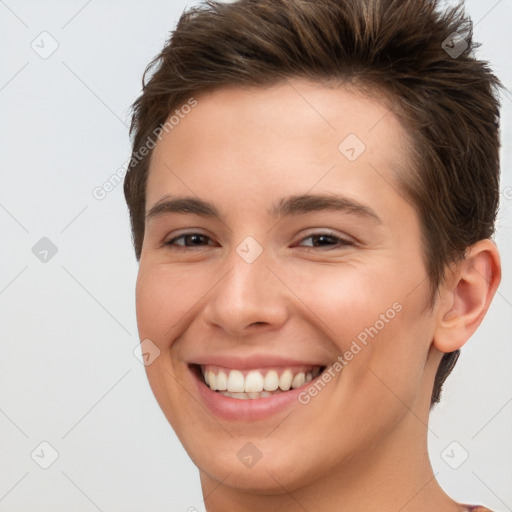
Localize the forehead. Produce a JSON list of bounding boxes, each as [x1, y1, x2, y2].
[[147, 80, 413, 217]]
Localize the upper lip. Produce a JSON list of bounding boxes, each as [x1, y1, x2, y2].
[[188, 354, 329, 370]]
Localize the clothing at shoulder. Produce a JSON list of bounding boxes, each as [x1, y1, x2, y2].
[[462, 505, 494, 512]]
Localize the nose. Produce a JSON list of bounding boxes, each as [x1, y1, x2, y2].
[[201, 250, 290, 336]]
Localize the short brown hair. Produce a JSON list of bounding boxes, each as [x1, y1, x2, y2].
[[124, 0, 502, 406]]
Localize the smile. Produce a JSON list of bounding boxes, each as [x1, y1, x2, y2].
[[200, 365, 324, 399], [188, 357, 333, 420]]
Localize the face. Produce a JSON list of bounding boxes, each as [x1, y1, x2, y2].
[[136, 80, 442, 494]]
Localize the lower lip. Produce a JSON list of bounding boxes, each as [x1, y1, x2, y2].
[[192, 367, 313, 421]]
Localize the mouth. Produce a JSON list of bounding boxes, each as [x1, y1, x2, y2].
[[187, 358, 335, 421], [192, 364, 327, 400]]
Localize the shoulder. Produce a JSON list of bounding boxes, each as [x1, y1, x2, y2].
[[461, 506, 494, 512]]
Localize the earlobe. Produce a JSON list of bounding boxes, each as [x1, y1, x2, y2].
[[433, 239, 501, 353]]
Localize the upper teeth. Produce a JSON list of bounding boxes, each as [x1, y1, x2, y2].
[[202, 366, 320, 393]]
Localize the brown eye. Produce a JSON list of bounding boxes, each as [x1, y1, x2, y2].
[[166, 233, 214, 247], [299, 233, 354, 249]]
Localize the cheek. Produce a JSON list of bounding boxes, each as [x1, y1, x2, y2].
[[135, 266, 166, 342], [135, 262, 205, 346], [135, 264, 202, 427], [287, 261, 404, 344], [289, 260, 432, 399]]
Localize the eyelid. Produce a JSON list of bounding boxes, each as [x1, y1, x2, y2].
[[164, 229, 217, 247], [294, 229, 356, 247], [163, 229, 356, 249]]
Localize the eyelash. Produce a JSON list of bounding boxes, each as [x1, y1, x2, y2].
[[164, 232, 355, 250]]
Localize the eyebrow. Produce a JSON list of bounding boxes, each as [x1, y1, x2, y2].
[[146, 194, 381, 223], [147, 195, 222, 221], [269, 194, 381, 222]]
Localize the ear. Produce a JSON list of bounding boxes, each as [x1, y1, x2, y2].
[[433, 239, 501, 353]]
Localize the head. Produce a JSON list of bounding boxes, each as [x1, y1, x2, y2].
[[124, 0, 501, 498]]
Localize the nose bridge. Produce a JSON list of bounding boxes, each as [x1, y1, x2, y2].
[[204, 242, 288, 332]]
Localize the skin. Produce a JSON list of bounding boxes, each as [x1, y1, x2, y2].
[[135, 80, 501, 512]]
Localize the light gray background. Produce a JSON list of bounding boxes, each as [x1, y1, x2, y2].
[[1, 0, 511, 511]]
